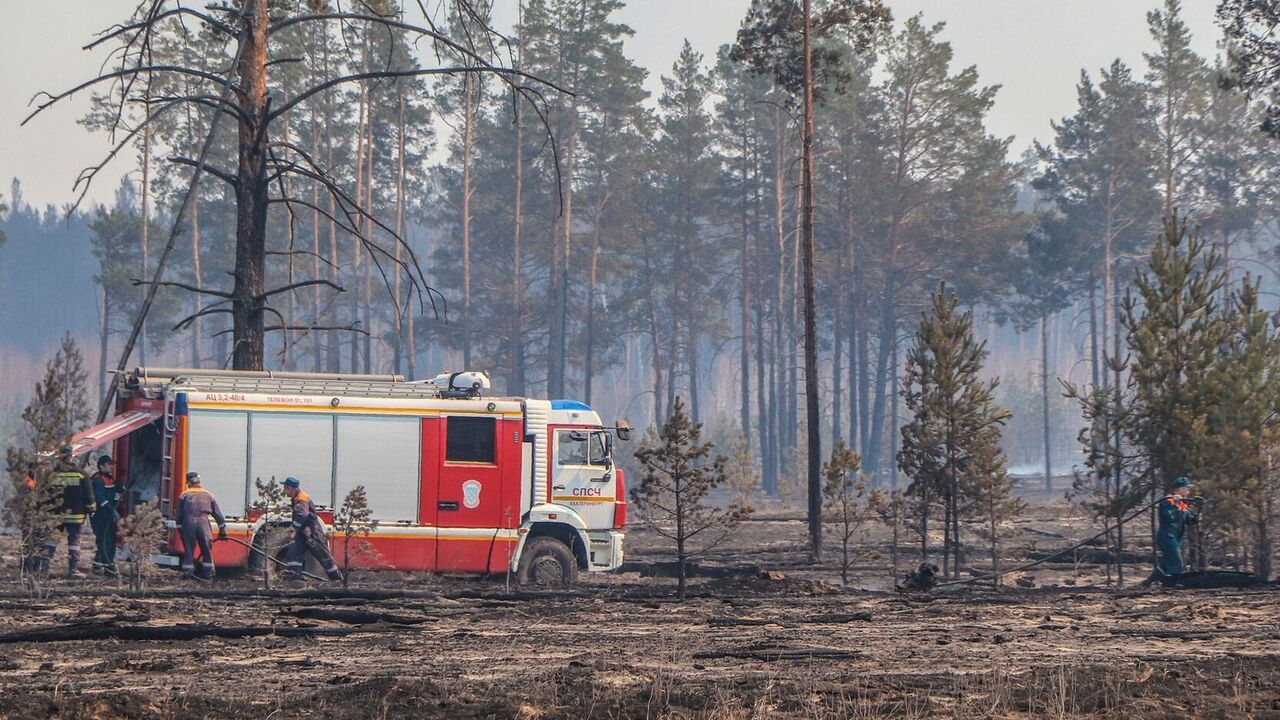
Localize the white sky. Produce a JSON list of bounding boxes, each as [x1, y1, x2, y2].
[[0, 0, 1220, 208]]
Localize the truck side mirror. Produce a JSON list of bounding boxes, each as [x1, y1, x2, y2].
[[616, 420, 632, 442]]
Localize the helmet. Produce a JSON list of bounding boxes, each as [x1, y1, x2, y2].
[[283, 476, 301, 488], [185, 471, 201, 484], [97, 455, 113, 467], [60, 444, 74, 456], [1172, 476, 1193, 489]]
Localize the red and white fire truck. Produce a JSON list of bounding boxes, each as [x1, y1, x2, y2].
[[68, 368, 629, 585]]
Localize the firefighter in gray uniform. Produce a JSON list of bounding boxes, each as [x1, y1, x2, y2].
[[176, 471, 226, 579], [282, 476, 342, 581]]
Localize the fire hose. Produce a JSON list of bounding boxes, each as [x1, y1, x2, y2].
[[215, 535, 330, 583], [936, 495, 1176, 588]]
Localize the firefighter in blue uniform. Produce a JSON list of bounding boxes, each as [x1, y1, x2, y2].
[[176, 471, 227, 579], [89, 455, 121, 575], [1155, 476, 1198, 577], [282, 477, 342, 581]]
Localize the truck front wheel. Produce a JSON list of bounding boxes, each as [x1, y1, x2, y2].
[[517, 536, 578, 587]]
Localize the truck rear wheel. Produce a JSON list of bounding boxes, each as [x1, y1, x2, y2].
[[517, 536, 578, 588]]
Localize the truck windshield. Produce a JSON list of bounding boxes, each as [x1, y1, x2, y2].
[[557, 430, 610, 466]]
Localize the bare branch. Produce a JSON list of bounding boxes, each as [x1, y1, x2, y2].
[[266, 249, 339, 271], [86, 7, 236, 51], [257, 279, 345, 302], [172, 304, 232, 332], [131, 279, 233, 299], [212, 324, 369, 338], [269, 66, 549, 121], [23, 65, 237, 126], [169, 156, 239, 188]]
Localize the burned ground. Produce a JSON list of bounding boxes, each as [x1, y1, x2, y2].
[[0, 493, 1278, 719]]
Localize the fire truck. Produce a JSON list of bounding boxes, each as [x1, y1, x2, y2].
[[68, 368, 629, 586]]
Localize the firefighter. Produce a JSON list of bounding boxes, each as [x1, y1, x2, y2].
[[282, 476, 342, 581], [53, 447, 94, 576], [176, 471, 227, 579], [89, 455, 121, 576], [1154, 476, 1198, 578]]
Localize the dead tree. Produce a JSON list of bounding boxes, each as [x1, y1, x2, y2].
[[25, 0, 567, 402]]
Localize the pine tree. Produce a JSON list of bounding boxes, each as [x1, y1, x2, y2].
[[898, 282, 1011, 579], [965, 429, 1023, 587], [821, 440, 867, 585], [335, 484, 379, 588], [724, 433, 761, 507], [3, 338, 91, 589], [1144, 0, 1208, 213], [1218, 0, 1280, 138], [632, 397, 749, 600], [1035, 60, 1160, 388], [1195, 277, 1280, 578], [653, 42, 724, 424]]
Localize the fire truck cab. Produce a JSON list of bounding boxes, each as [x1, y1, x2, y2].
[[68, 368, 629, 586]]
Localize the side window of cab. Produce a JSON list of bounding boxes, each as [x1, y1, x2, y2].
[[557, 430, 610, 466]]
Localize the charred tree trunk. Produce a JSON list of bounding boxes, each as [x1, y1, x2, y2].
[[510, 24, 526, 394], [739, 133, 752, 445], [801, 0, 821, 561], [139, 107, 151, 366], [190, 194, 203, 367], [1041, 313, 1052, 490], [230, 0, 270, 371], [394, 93, 408, 375], [584, 207, 603, 405], [461, 72, 475, 370], [865, 278, 897, 481]]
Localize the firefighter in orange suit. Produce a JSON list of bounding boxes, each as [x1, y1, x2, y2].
[[176, 471, 226, 579], [282, 476, 342, 581]]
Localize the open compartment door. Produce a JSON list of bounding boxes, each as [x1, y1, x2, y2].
[[67, 410, 162, 459]]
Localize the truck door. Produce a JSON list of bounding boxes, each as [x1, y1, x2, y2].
[[434, 414, 505, 573], [436, 415, 504, 528], [550, 429, 615, 529]]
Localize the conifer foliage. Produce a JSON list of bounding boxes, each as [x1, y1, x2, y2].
[[821, 440, 869, 585], [632, 397, 749, 599], [335, 484, 379, 588], [898, 283, 1011, 580], [3, 337, 91, 589], [1068, 214, 1280, 580]]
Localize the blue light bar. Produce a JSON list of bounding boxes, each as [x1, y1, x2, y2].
[[551, 399, 592, 411]]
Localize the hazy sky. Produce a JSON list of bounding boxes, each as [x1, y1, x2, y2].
[[0, 1, 1220, 209]]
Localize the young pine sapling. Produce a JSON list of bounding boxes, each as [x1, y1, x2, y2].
[[632, 398, 750, 600], [334, 485, 379, 589], [821, 440, 869, 585]]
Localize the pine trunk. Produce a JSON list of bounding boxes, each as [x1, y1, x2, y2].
[[461, 72, 475, 370], [230, 0, 270, 371], [801, 0, 821, 562], [1042, 313, 1052, 490]]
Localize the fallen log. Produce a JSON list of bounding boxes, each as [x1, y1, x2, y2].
[[799, 612, 874, 624], [282, 607, 436, 625], [1024, 548, 1149, 564], [1148, 571, 1272, 589], [618, 561, 761, 579], [0, 620, 397, 644], [692, 647, 860, 662], [707, 617, 780, 627]]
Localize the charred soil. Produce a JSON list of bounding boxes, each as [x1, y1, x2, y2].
[[0, 496, 1277, 718]]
